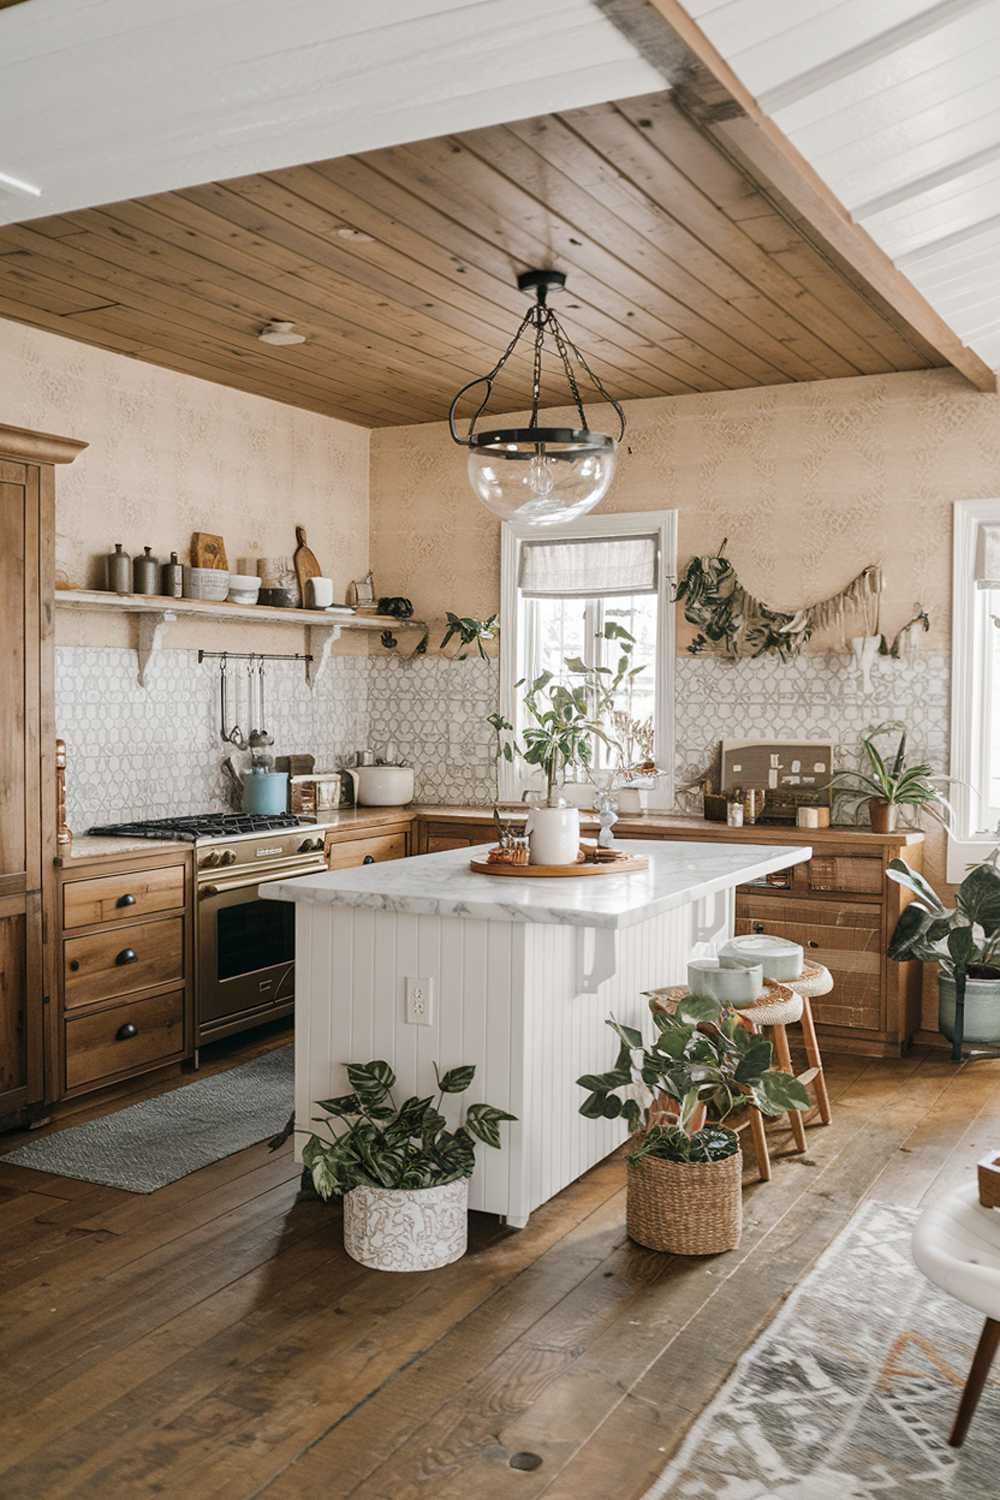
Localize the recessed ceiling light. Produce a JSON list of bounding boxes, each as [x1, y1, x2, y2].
[[336, 226, 374, 242], [257, 320, 307, 346], [0, 170, 42, 198]]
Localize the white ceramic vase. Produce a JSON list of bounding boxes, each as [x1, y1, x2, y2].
[[342, 1178, 469, 1271], [526, 804, 580, 865]]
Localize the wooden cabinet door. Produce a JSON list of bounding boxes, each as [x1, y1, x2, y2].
[[0, 463, 44, 1115]]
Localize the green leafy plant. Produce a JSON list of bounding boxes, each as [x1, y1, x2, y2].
[[301, 1059, 516, 1201], [577, 998, 810, 1140], [440, 612, 498, 660], [628, 1120, 739, 1166], [832, 721, 951, 825]]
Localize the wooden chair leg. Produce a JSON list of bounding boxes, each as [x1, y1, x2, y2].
[[950, 1316, 1000, 1447], [771, 1023, 808, 1154], [800, 996, 832, 1125], [748, 1105, 771, 1183]]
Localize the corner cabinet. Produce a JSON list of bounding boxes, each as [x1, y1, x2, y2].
[[0, 423, 86, 1123]]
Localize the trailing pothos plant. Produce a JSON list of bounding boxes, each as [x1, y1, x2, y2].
[[577, 997, 810, 1143], [301, 1059, 516, 1201]]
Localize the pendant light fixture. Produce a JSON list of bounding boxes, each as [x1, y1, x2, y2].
[[448, 270, 625, 527]]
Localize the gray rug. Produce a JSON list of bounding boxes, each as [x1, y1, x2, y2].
[[3, 1045, 293, 1193], [645, 1200, 999, 1499]]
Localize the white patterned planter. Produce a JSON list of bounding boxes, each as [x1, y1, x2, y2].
[[343, 1178, 469, 1271]]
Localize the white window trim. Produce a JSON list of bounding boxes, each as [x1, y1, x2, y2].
[[499, 509, 677, 808], [948, 498, 1000, 883]]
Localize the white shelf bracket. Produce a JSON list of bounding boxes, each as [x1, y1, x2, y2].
[[575, 927, 618, 995], [305, 622, 342, 690], [135, 610, 176, 687]]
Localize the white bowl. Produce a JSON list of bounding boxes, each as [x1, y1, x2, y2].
[[719, 935, 804, 982], [355, 766, 415, 807], [687, 957, 764, 1007], [227, 573, 261, 603], [183, 565, 230, 601]]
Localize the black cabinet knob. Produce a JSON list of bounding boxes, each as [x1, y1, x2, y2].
[[115, 947, 138, 965], [752, 922, 765, 934], [69, 958, 80, 972], [808, 939, 819, 949], [363, 854, 375, 865], [116, 893, 136, 908], [115, 1022, 138, 1041]]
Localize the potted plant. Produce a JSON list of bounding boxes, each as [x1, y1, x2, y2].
[[886, 853, 1000, 1060], [832, 721, 951, 834], [578, 999, 810, 1253], [301, 1059, 516, 1271]]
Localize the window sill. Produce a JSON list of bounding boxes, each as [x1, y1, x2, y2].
[[947, 835, 1000, 884]]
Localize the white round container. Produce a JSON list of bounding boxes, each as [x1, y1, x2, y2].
[[719, 934, 804, 982], [343, 1178, 468, 1271], [526, 805, 580, 865], [687, 957, 764, 1007], [183, 565, 230, 601], [227, 573, 261, 604], [355, 765, 415, 806]]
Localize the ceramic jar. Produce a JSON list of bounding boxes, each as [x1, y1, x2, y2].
[[719, 934, 804, 982], [343, 1178, 469, 1271], [526, 804, 580, 865], [687, 957, 763, 1007]]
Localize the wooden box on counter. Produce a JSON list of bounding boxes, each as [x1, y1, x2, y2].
[[413, 811, 924, 1058]]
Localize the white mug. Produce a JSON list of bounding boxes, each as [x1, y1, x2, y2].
[[308, 576, 334, 609], [525, 805, 580, 866]]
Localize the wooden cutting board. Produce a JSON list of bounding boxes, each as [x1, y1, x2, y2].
[[293, 525, 322, 604], [191, 532, 228, 569]]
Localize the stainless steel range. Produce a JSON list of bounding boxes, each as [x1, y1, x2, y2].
[[89, 813, 328, 1047]]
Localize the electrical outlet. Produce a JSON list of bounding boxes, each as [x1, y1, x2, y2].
[[405, 976, 433, 1026]]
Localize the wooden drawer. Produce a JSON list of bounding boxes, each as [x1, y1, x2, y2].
[[63, 863, 185, 929], [64, 916, 184, 1009], [804, 855, 882, 895], [65, 988, 184, 1089], [326, 832, 407, 870], [735, 895, 883, 1031], [421, 822, 493, 853]]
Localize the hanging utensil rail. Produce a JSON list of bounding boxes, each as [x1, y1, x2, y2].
[[198, 651, 313, 663]]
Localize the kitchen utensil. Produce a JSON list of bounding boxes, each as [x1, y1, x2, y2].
[[133, 546, 158, 593], [293, 525, 322, 606], [227, 573, 261, 604], [307, 576, 334, 609], [106, 543, 131, 593], [221, 756, 243, 809], [191, 532, 228, 569], [259, 587, 296, 608], [162, 551, 183, 597], [355, 766, 415, 806], [247, 656, 273, 756], [241, 768, 288, 815], [219, 658, 246, 749], [184, 565, 230, 600]]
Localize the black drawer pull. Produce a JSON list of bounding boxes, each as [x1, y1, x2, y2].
[[116, 947, 138, 966], [808, 939, 819, 949], [116, 893, 136, 908], [69, 958, 80, 972], [752, 921, 765, 934], [363, 854, 375, 864], [115, 1022, 138, 1041]]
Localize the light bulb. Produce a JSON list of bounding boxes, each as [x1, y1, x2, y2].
[[526, 451, 556, 498]]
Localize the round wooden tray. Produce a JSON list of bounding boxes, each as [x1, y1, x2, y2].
[[470, 853, 649, 878]]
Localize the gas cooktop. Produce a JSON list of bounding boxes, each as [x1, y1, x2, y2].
[[88, 813, 310, 842]]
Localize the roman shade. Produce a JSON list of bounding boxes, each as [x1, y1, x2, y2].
[[976, 523, 1000, 588], [518, 533, 658, 598]]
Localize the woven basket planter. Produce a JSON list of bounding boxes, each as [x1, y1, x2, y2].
[[626, 1147, 743, 1255]]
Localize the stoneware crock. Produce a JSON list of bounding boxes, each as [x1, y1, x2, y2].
[[525, 804, 580, 865]]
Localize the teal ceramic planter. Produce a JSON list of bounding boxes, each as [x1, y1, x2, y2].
[[939, 974, 1000, 1046]]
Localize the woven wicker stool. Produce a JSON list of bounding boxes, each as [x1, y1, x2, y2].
[[647, 981, 804, 1183], [784, 960, 833, 1129]]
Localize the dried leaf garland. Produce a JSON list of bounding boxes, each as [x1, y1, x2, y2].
[[674, 540, 883, 660]]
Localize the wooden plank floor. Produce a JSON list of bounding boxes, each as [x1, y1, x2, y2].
[[0, 1042, 998, 1498]]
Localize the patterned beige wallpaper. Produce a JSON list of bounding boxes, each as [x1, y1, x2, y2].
[[0, 316, 370, 654], [370, 367, 1000, 654]]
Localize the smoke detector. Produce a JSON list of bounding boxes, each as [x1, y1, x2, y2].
[[258, 320, 307, 346]]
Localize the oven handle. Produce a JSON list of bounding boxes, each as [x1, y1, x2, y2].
[[199, 861, 328, 897]]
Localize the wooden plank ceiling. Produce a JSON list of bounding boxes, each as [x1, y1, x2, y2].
[[0, 87, 949, 428]]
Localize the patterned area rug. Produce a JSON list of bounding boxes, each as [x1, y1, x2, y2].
[[3, 1045, 293, 1193], [645, 1200, 999, 1499]]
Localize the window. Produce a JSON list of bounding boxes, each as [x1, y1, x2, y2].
[[499, 510, 676, 808], [949, 499, 1000, 880]]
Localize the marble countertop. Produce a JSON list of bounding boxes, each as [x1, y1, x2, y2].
[[261, 839, 811, 930]]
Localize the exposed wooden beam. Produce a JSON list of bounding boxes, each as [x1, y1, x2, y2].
[[632, 0, 997, 393]]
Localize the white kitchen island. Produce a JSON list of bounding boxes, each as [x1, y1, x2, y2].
[[263, 839, 810, 1227]]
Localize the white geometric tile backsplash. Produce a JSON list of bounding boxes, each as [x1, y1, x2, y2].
[[55, 645, 949, 829]]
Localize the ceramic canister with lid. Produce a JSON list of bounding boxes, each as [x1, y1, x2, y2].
[[718, 934, 804, 982], [106, 543, 132, 592], [133, 546, 159, 594]]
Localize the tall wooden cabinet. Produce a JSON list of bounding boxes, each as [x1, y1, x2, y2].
[[0, 423, 86, 1122]]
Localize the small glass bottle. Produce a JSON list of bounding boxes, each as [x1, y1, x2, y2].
[[726, 787, 745, 828], [161, 551, 183, 598], [106, 543, 131, 593]]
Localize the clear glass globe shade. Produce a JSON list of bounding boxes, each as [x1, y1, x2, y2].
[[467, 439, 616, 526]]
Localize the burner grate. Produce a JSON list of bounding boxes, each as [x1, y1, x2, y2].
[[89, 813, 308, 841]]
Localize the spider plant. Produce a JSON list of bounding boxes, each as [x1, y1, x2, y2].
[[831, 721, 951, 832]]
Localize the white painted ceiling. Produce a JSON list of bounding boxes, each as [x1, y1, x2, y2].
[[0, 0, 663, 225], [685, 0, 1000, 371]]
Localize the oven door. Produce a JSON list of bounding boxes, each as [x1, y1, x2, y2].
[[197, 862, 326, 1041]]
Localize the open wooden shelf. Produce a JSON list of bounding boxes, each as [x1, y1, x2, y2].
[[55, 589, 427, 689]]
